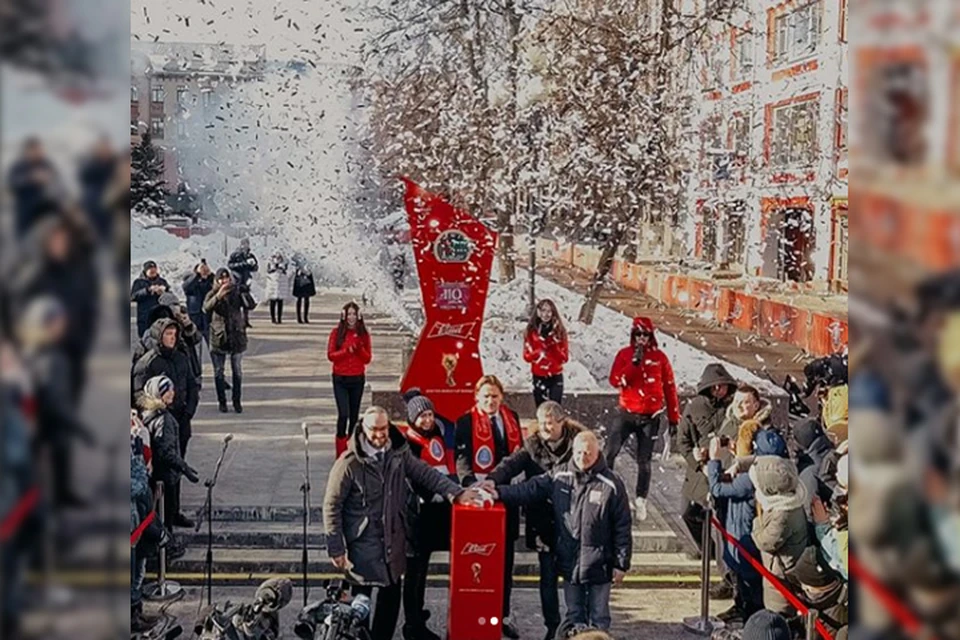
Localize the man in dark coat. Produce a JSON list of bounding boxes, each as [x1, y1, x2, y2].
[[481, 400, 584, 640], [182, 260, 214, 347], [678, 362, 737, 597], [131, 260, 170, 337], [78, 136, 117, 242], [7, 137, 61, 238], [132, 319, 199, 528], [203, 268, 252, 413], [133, 292, 203, 389], [491, 431, 632, 631], [323, 406, 478, 640], [227, 238, 259, 287]]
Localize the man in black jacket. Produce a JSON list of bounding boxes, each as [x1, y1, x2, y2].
[[132, 319, 199, 527], [182, 260, 214, 349], [490, 431, 632, 631], [7, 137, 61, 238], [678, 362, 737, 599], [131, 260, 170, 337], [323, 406, 479, 640], [228, 239, 258, 328], [133, 292, 202, 397], [480, 401, 583, 640]]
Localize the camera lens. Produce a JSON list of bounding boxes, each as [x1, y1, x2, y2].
[[293, 618, 315, 640]]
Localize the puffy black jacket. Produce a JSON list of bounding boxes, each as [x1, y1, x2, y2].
[[227, 248, 258, 285], [182, 269, 214, 316], [322, 425, 464, 587], [133, 309, 202, 385], [131, 272, 170, 334], [27, 346, 93, 444], [498, 457, 632, 585], [293, 268, 316, 298], [139, 397, 191, 487], [203, 283, 251, 354], [487, 420, 584, 550], [132, 319, 199, 419]]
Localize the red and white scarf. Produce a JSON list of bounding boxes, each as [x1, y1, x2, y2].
[[470, 405, 522, 476]]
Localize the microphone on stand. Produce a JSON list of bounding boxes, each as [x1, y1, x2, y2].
[[224, 433, 234, 444]]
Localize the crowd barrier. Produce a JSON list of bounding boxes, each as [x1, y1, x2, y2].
[[531, 237, 848, 356], [0, 486, 40, 542], [848, 555, 925, 637], [708, 515, 835, 640]]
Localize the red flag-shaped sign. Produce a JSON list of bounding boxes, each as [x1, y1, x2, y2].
[[399, 178, 498, 421]]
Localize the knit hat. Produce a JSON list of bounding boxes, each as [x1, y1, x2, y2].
[[403, 388, 435, 424], [143, 260, 157, 272], [754, 429, 787, 457], [215, 267, 232, 280], [742, 610, 791, 640], [144, 375, 174, 399], [21, 295, 66, 328], [158, 291, 180, 307], [792, 418, 824, 450], [836, 454, 848, 490]]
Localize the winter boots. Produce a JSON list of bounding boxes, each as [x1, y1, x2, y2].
[[335, 437, 348, 459]]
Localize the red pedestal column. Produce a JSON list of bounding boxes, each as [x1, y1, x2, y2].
[[448, 504, 506, 640]]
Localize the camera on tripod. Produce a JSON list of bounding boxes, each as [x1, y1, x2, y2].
[[194, 577, 292, 640], [293, 580, 371, 640]]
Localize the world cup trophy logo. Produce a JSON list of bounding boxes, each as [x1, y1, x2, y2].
[[441, 353, 459, 387], [471, 562, 482, 585]]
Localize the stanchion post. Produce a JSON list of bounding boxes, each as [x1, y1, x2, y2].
[[145, 481, 182, 600], [682, 506, 724, 636], [805, 610, 819, 640]]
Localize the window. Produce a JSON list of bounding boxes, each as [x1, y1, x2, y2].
[[833, 208, 848, 284], [733, 29, 754, 80], [773, 1, 821, 64], [836, 87, 848, 163], [151, 117, 165, 139], [865, 61, 928, 165], [730, 113, 752, 164], [722, 202, 747, 268], [131, 85, 139, 102], [201, 90, 214, 108], [770, 99, 818, 168], [700, 114, 725, 174], [151, 85, 165, 104], [177, 87, 189, 105], [177, 118, 187, 137], [839, 0, 848, 42]]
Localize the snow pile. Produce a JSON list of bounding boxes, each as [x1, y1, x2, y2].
[[479, 269, 782, 396]]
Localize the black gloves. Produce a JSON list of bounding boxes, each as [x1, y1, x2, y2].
[[183, 465, 200, 484]]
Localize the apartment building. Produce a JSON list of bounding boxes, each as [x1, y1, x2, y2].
[[684, 0, 849, 291], [130, 41, 266, 192]]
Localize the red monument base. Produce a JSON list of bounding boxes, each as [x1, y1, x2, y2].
[[448, 503, 506, 640]]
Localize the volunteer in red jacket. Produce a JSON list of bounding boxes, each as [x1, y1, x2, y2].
[[607, 316, 680, 521], [523, 298, 570, 407], [454, 375, 523, 639], [327, 302, 372, 458]]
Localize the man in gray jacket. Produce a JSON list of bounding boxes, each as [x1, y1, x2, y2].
[[323, 406, 480, 640], [488, 431, 632, 631]]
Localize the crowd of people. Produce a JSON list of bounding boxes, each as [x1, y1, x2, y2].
[[1, 135, 125, 638], [317, 296, 855, 640]]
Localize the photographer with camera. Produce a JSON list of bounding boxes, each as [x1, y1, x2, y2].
[[606, 317, 679, 522], [323, 406, 482, 640]]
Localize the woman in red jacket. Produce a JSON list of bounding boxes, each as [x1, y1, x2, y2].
[[327, 301, 372, 458], [607, 316, 680, 521], [523, 299, 569, 407]]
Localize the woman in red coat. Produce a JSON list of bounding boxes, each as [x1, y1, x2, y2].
[[327, 302, 372, 458], [523, 299, 569, 407], [607, 316, 680, 521]]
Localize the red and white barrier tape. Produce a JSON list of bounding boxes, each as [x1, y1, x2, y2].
[[0, 486, 40, 543]]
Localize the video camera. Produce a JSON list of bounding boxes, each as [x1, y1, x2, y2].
[[293, 580, 372, 640], [194, 577, 292, 640]]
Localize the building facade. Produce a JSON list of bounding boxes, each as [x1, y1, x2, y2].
[[130, 41, 266, 198], [853, 0, 960, 296], [684, 0, 849, 291]]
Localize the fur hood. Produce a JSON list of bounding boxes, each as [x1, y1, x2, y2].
[[750, 456, 807, 512]]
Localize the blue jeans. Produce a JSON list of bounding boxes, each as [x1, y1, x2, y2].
[[211, 352, 243, 404], [563, 582, 612, 630], [131, 550, 146, 607]]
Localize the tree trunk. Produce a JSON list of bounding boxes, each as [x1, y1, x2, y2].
[[578, 233, 622, 325], [498, 204, 517, 283]]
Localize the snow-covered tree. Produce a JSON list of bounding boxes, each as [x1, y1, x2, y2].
[[130, 131, 171, 219]]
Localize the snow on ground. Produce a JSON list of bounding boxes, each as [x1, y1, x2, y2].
[[479, 268, 783, 396]]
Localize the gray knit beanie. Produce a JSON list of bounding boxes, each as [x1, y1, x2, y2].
[[403, 388, 435, 424], [742, 610, 791, 640]]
